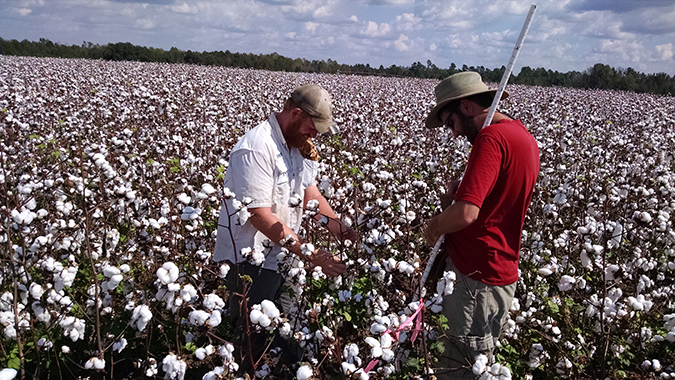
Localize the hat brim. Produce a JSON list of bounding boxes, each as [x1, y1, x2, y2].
[[312, 117, 339, 135], [425, 89, 508, 129]]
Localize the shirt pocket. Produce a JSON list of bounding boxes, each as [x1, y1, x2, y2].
[[273, 156, 290, 208]]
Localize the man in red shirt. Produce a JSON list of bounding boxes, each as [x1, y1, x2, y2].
[[423, 72, 540, 378]]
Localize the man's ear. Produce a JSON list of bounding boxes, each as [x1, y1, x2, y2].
[[290, 107, 304, 121], [458, 98, 472, 115]]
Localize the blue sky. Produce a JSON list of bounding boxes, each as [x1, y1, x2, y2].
[[1, 0, 673, 75]]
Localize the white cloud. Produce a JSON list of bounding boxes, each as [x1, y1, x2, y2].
[[350, 15, 358, 22], [136, 19, 156, 30], [17, 8, 32, 16], [305, 21, 319, 33], [313, 4, 332, 18], [286, 32, 296, 39], [362, 21, 391, 37], [656, 43, 674, 60], [171, 3, 193, 14], [394, 34, 409, 51], [429, 43, 436, 51], [393, 12, 420, 32]]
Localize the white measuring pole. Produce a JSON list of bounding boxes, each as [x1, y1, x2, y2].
[[422, 4, 537, 288], [482, 4, 537, 129]]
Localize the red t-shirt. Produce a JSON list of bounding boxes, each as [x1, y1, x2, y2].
[[446, 119, 540, 285]]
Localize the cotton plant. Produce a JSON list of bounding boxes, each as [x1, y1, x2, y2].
[[2, 56, 675, 379]]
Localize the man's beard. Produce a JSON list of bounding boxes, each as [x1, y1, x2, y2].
[[285, 119, 320, 161], [457, 111, 480, 144]]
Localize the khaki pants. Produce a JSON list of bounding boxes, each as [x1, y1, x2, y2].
[[435, 258, 516, 379]]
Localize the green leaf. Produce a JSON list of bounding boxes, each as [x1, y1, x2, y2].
[[7, 356, 20, 369], [343, 312, 352, 322]]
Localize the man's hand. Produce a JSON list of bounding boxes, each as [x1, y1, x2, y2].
[[423, 217, 442, 248], [310, 249, 346, 277], [340, 226, 359, 245]]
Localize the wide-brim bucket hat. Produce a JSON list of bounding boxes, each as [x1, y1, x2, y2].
[[425, 71, 508, 128]]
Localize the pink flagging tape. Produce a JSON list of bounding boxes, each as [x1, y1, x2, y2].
[[411, 308, 424, 343], [364, 359, 379, 373], [366, 298, 425, 372], [386, 297, 424, 340]]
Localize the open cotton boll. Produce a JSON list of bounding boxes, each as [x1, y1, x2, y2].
[[208, 310, 222, 327], [0, 368, 17, 380], [297, 365, 313, 380], [473, 354, 489, 375], [84, 357, 105, 370], [113, 338, 127, 353], [203, 293, 225, 310], [261, 300, 280, 318], [201, 183, 216, 195], [156, 262, 179, 284], [162, 354, 187, 380], [131, 305, 152, 332], [189, 310, 210, 326], [250, 309, 263, 324], [195, 348, 207, 360], [365, 337, 380, 348]]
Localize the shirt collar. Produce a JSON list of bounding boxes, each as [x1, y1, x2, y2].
[[269, 114, 288, 150]]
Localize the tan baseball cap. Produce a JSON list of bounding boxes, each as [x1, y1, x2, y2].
[[291, 84, 339, 135], [425, 71, 508, 128]]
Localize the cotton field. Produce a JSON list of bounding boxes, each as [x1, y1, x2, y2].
[[1, 55, 674, 380]]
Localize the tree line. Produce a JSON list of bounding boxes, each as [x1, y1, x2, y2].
[[1, 37, 673, 96]]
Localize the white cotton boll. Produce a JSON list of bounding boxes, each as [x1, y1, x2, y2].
[[131, 305, 152, 332], [653, 359, 662, 371], [156, 262, 179, 284], [473, 354, 489, 375], [639, 212, 652, 223], [371, 346, 383, 358], [189, 310, 210, 326], [280, 322, 291, 338], [558, 275, 576, 292], [149, 218, 161, 229], [201, 183, 216, 195], [381, 348, 395, 362], [162, 354, 187, 380], [209, 310, 222, 327], [258, 314, 271, 328], [180, 284, 197, 303], [342, 362, 357, 375], [203, 294, 225, 310], [370, 323, 386, 334], [195, 348, 207, 360], [380, 333, 393, 349], [538, 267, 553, 276], [297, 365, 313, 380], [29, 283, 44, 299], [250, 309, 263, 324], [628, 296, 644, 311], [61, 346, 70, 354], [219, 263, 230, 278], [0, 369, 17, 380], [365, 337, 380, 348], [178, 193, 191, 204], [605, 264, 620, 281], [103, 266, 120, 278], [261, 300, 280, 318], [107, 274, 123, 290], [113, 338, 127, 353]]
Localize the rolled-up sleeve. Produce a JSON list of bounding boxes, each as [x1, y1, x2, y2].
[[227, 149, 275, 208], [301, 159, 318, 188]]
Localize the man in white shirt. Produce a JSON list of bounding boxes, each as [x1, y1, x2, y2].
[[214, 84, 357, 376]]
